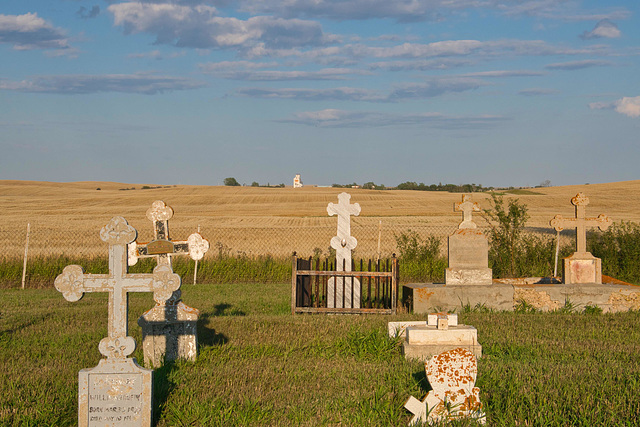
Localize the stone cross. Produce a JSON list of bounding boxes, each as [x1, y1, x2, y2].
[[128, 200, 209, 269], [55, 216, 181, 358], [55, 217, 180, 426], [327, 192, 361, 269], [327, 192, 361, 308], [550, 193, 612, 255], [455, 194, 481, 229]]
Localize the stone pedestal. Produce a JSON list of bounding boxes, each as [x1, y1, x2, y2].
[[79, 358, 152, 427], [404, 283, 514, 313], [402, 322, 482, 361], [138, 301, 199, 367], [446, 229, 492, 285], [563, 252, 602, 284]]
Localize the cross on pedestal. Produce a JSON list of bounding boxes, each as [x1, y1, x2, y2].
[[327, 192, 361, 308], [455, 194, 481, 229], [55, 216, 181, 359], [550, 193, 612, 255], [55, 217, 180, 427]]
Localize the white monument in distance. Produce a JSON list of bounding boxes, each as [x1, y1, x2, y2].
[[293, 174, 303, 188]]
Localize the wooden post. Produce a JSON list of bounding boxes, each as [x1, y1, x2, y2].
[[21, 223, 30, 290], [376, 220, 382, 262], [554, 229, 560, 278], [291, 252, 298, 315], [193, 225, 200, 285]]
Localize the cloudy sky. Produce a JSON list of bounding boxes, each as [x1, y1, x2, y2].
[[1, 0, 638, 187]]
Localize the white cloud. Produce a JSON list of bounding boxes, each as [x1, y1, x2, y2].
[[0, 73, 206, 95], [200, 65, 370, 81], [589, 96, 640, 118], [580, 19, 621, 40], [0, 13, 72, 52], [108, 3, 337, 50], [278, 108, 508, 129], [545, 60, 612, 70], [518, 88, 559, 96]]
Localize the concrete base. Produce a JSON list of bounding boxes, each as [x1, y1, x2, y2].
[[404, 279, 640, 313], [445, 268, 492, 285], [563, 252, 601, 284], [402, 325, 482, 361]]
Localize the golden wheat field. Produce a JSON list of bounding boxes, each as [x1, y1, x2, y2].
[[1, 180, 639, 258]]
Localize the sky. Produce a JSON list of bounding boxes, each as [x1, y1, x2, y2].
[[1, 0, 639, 188]]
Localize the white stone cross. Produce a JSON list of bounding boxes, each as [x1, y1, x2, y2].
[[550, 193, 612, 255], [128, 200, 209, 268], [327, 192, 361, 268], [327, 192, 361, 308], [455, 194, 481, 229], [55, 216, 181, 360]]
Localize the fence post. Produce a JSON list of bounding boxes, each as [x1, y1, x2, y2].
[[22, 223, 30, 290], [193, 224, 200, 285], [291, 252, 298, 315], [392, 254, 398, 315]]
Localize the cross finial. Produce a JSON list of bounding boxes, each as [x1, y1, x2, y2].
[[455, 194, 481, 229], [550, 193, 612, 254]]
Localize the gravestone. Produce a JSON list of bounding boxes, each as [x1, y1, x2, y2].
[[550, 193, 612, 284], [55, 216, 181, 426], [327, 192, 361, 308], [445, 195, 492, 285], [402, 313, 482, 361], [405, 348, 485, 425], [131, 200, 209, 367]]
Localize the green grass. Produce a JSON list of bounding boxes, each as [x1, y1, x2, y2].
[[2, 284, 640, 426]]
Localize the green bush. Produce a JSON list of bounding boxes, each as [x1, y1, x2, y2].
[[394, 230, 447, 282], [589, 221, 640, 284]]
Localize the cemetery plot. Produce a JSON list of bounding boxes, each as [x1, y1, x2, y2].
[[291, 254, 399, 314]]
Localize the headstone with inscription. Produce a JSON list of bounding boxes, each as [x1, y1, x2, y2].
[[550, 193, 612, 284], [55, 217, 181, 426], [445, 195, 492, 285], [405, 348, 485, 425], [130, 200, 209, 366], [327, 192, 361, 308]]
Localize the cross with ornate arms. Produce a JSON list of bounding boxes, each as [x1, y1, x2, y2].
[[550, 193, 612, 255], [54, 217, 181, 359], [455, 194, 481, 229], [327, 192, 361, 269], [128, 200, 209, 268]]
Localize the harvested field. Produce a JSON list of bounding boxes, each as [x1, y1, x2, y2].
[[1, 180, 639, 258]]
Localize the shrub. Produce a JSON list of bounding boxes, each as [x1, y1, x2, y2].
[[394, 230, 447, 282], [589, 221, 640, 284]]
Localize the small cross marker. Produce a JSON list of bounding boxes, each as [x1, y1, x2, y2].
[[455, 194, 481, 229]]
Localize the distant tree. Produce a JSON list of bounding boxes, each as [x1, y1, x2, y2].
[[539, 180, 552, 188], [224, 177, 240, 186], [362, 182, 376, 189], [251, 181, 260, 187]]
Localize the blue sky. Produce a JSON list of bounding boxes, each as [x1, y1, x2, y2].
[[1, 0, 638, 188]]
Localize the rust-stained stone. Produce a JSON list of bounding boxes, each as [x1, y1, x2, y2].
[[405, 348, 485, 425], [54, 217, 178, 426]]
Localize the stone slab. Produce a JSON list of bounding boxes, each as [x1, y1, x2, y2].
[[403, 341, 483, 362], [79, 358, 152, 427], [445, 268, 492, 286], [404, 281, 640, 313], [563, 253, 602, 284], [406, 325, 478, 345], [403, 283, 514, 313], [448, 229, 489, 269], [388, 321, 426, 338]]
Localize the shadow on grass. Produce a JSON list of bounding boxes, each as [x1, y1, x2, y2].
[[153, 361, 177, 426], [212, 303, 246, 317], [197, 313, 229, 348], [412, 368, 431, 395]]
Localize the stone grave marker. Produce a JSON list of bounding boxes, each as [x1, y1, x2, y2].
[[327, 192, 361, 308], [402, 313, 481, 361], [55, 216, 181, 426], [445, 195, 492, 285], [130, 200, 209, 366], [550, 193, 612, 284], [405, 348, 485, 425]]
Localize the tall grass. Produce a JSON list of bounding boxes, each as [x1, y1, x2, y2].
[[2, 284, 640, 425]]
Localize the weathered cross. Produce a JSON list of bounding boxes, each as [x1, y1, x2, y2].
[[455, 194, 481, 229], [128, 200, 209, 268], [327, 192, 361, 270], [54, 216, 180, 359], [550, 193, 612, 255]]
